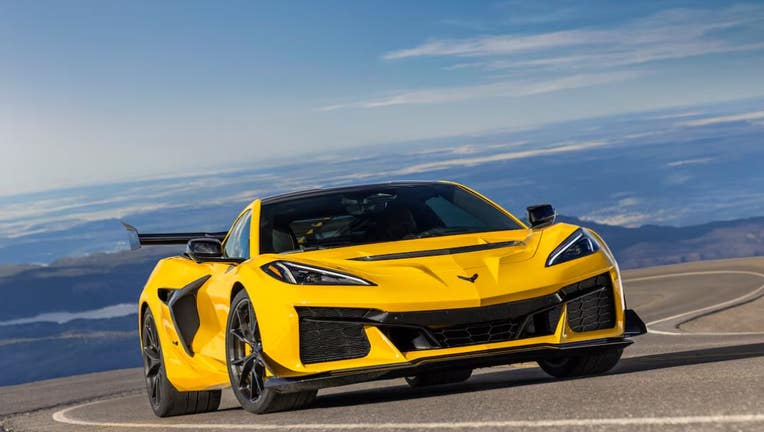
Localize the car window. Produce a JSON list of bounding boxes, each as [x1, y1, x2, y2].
[[424, 195, 485, 227], [224, 210, 252, 259], [259, 183, 523, 253]]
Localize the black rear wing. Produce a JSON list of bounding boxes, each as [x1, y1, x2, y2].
[[122, 223, 227, 250]]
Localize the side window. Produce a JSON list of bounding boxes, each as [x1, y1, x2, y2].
[[224, 210, 252, 259]]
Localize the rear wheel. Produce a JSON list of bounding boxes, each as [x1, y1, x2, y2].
[[537, 348, 623, 378], [226, 289, 316, 414], [141, 308, 221, 417], [405, 369, 473, 387]]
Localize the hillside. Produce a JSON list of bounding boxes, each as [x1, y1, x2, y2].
[[560, 216, 764, 268]]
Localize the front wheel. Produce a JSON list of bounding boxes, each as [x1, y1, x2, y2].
[[537, 348, 623, 378], [141, 308, 221, 417], [226, 289, 316, 414]]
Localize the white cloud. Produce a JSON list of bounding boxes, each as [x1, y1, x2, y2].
[[677, 111, 764, 127], [617, 197, 640, 207], [383, 4, 764, 72], [318, 71, 640, 111], [580, 212, 651, 228], [391, 140, 608, 175], [383, 29, 600, 60], [652, 111, 702, 120], [323, 4, 764, 113], [435, 42, 764, 73], [666, 157, 714, 167], [451, 145, 479, 155]]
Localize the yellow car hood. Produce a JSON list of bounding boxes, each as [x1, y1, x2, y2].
[[267, 229, 562, 310]]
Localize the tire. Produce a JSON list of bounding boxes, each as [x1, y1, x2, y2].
[[141, 308, 222, 417], [226, 289, 317, 414], [405, 369, 473, 388], [537, 348, 623, 378]]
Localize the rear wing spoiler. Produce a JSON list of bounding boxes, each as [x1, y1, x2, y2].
[[122, 223, 228, 250]]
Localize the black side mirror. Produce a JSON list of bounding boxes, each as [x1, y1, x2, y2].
[[527, 204, 556, 228], [186, 238, 223, 261]]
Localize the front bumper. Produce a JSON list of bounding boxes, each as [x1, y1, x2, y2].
[[295, 273, 622, 365], [266, 337, 634, 393], [257, 269, 647, 391]]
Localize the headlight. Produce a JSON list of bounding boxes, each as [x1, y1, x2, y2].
[[261, 260, 374, 286], [546, 228, 600, 267]]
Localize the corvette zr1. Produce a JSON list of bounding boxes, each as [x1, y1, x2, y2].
[[126, 181, 646, 416]]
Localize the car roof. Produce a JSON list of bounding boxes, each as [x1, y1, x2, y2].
[[260, 180, 448, 205]]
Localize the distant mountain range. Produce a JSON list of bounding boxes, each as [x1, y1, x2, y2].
[[560, 215, 764, 269]]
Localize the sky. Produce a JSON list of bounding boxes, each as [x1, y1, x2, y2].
[[3, 0, 764, 196]]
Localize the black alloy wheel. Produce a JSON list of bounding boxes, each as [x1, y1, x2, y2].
[[226, 289, 317, 414], [141, 308, 221, 417]]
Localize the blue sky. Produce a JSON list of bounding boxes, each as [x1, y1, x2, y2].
[[3, 0, 764, 196]]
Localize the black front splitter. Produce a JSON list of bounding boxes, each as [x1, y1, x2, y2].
[[265, 337, 632, 393]]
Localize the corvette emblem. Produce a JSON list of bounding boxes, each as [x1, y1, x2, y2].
[[458, 273, 479, 283]]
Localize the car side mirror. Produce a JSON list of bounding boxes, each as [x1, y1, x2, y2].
[[186, 238, 223, 261], [527, 204, 556, 228]]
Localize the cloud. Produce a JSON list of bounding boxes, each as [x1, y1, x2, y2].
[[383, 4, 764, 71], [666, 157, 714, 167], [677, 111, 764, 127], [580, 212, 651, 228], [323, 4, 764, 113], [318, 71, 640, 111], [391, 140, 609, 175], [652, 111, 702, 120], [617, 197, 640, 207], [383, 30, 598, 60]]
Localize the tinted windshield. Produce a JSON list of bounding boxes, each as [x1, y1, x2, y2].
[[259, 183, 523, 254]]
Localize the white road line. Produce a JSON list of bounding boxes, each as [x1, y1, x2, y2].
[[624, 270, 764, 336], [51, 398, 764, 430]]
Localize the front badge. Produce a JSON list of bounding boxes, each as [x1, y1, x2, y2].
[[458, 273, 479, 283]]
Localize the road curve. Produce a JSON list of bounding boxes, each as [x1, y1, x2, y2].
[[3, 257, 764, 432]]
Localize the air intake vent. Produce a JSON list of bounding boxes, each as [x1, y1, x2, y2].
[[296, 308, 371, 364], [566, 276, 616, 332]]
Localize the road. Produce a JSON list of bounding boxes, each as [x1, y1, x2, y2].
[[2, 257, 763, 431]]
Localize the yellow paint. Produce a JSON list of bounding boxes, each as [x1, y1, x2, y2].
[[137, 182, 630, 391]]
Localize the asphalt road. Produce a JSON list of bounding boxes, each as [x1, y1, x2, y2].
[[3, 257, 763, 432]]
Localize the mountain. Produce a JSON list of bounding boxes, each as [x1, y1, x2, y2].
[[560, 216, 764, 269]]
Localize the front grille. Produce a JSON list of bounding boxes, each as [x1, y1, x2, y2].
[[297, 308, 371, 364], [566, 276, 616, 332], [294, 273, 616, 358], [428, 319, 520, 348]]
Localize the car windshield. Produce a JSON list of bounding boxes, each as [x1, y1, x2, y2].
[[259, 183, 524, 254]]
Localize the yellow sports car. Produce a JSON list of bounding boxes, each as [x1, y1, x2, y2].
[[125, 181, 646, 416]]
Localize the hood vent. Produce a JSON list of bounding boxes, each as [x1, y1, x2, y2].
[[349, 240, 522, 262]]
